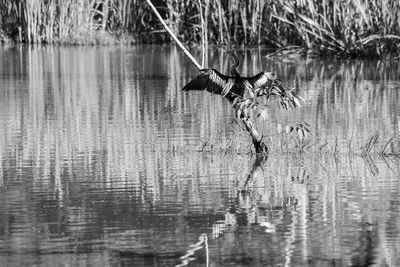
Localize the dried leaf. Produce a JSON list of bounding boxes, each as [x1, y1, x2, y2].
[[281, 101, 288, 110], [293, 97, 301, 107], [232, 97, 240, 107]]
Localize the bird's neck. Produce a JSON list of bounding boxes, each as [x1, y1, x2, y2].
[[227, 51, 240, 78], [231, 68, 240, 78]]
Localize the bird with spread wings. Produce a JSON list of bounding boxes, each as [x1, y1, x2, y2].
[[182, 51, 309, 153], [182, 51, 302, 111]]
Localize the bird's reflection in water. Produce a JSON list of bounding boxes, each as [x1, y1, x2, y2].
[[211, 154, 307, 238]]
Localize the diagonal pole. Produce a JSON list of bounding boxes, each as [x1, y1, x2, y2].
[[145, 0, 202, 70]]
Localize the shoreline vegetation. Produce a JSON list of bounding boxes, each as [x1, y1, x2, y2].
[[1, 0, 400, 58]]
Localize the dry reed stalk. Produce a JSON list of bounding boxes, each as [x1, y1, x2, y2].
[[216, 0, 223, 44]]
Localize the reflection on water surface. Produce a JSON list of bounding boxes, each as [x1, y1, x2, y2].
[[0, 46, 400, 266]]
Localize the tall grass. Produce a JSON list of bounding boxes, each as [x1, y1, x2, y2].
[[265, 0, 400, 57], [1, 0, 400, 56]]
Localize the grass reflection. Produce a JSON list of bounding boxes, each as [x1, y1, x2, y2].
[[0, 46, 399, 266]]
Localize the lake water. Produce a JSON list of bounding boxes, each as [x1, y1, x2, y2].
[[0, 45, 400, 266]]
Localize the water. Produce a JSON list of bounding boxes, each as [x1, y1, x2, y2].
[[0, 45, 400, 267]]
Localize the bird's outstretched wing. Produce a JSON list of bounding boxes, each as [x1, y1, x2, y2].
[[247, 72, 276, 91], [248, 72, 302, 109], [183, 69, 235, 97]]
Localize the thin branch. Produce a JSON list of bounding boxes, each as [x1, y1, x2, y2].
[[145, 0, 202, 70]]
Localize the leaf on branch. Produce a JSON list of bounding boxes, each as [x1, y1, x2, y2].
[[280, 100, 288, 110], [293, 96, 301, 108], [232, 97, 240, 107], [240, 99, 252, 110]]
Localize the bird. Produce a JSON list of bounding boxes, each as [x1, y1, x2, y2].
[[182, 51, 300, 110]]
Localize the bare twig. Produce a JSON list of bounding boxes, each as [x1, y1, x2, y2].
[[361, 133, 379, 156]]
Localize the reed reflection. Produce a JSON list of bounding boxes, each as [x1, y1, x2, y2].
[[0, 46, 400, 266], [263, 58, 400, 153], [205, 154, 400, 266]]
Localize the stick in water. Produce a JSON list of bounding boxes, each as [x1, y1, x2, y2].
[[145, 0, 202, 70]]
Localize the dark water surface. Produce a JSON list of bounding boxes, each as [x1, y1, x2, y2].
[[1, 45, 400, 266]]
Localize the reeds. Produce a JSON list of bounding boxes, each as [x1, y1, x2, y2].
[[265, 0, 400, 57], [1, 0, 400, 55], [0, 0, 120, 44]]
